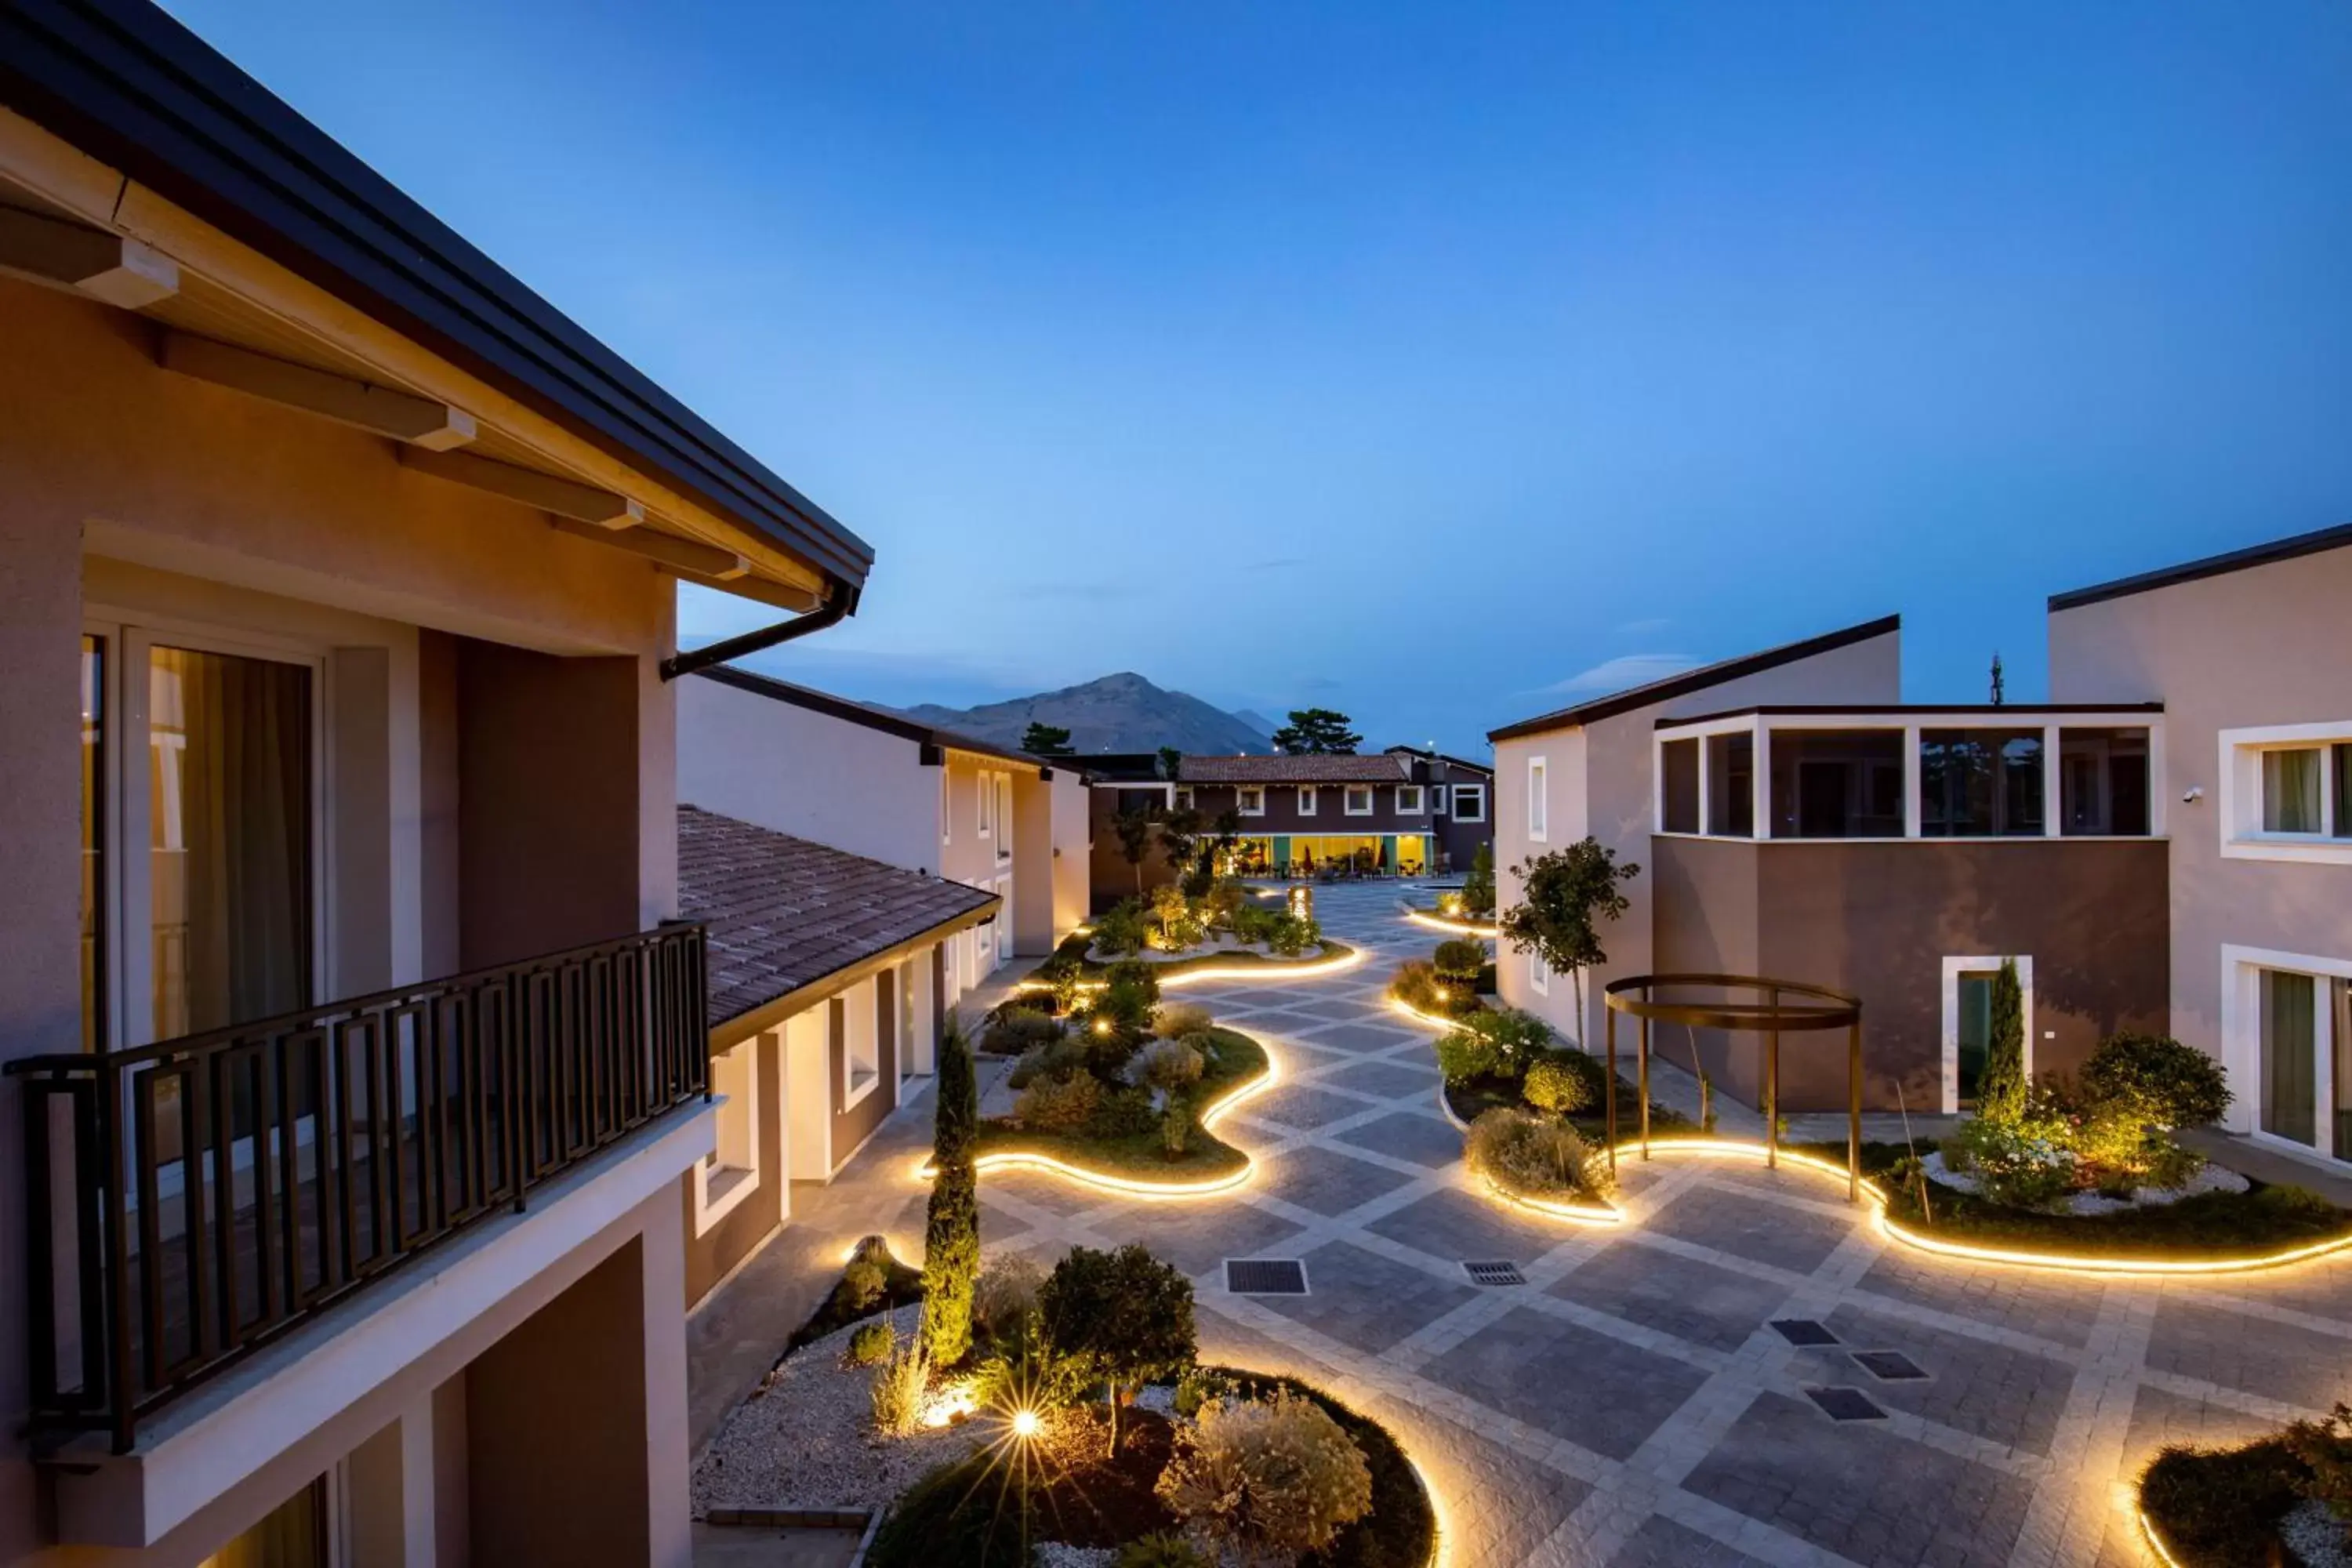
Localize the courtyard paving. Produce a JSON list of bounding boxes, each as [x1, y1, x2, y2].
[[968, 881, 2352, 1568]]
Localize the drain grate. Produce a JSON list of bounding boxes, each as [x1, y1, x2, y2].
[[1803, 1386, 1888, 1422], [1771, 1319, 1841, 1348], [1225, 1258, 1309, 1296], [1850, 1349, 1929, 1382], [1462, 1261, 1526, 1287]]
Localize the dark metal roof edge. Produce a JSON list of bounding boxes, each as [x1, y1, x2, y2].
[[1654, 701, 2165, 728], [691, 665, 1047, 772], [1488, 614, 1904, 742], [0, 0, 873, 586], [1383, 744, 1494, 777], [2048, 521, 2352, 613]]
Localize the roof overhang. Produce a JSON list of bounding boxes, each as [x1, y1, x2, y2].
[[706, 895, 1000, 1054]]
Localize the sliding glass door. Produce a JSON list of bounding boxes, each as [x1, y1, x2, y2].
[[2260, 969, 2318, 1148]]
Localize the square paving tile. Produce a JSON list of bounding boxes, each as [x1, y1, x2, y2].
[[2146, 1297, 2352, 1410], [1314, 1058, 1445, 1102], [1249, 1240, 1479, 1355], [1558, 1242, 1788, 1352], [1366, 1185, 1565, 1265], [1300, 1021, 1422, 1054], [1856, 1250, 2107, 1349], [976, 1169, 1105, 1218], [1087, 1200, 1309, 1280], [1255, 1142, 1419, 1217], [1327, 1110, 1464, 1170], [1434, 1424, 1596, 1566], [1821, 1303, 2074, 1455], [2120, 1381, 2287, 1475], [1420, 1305, 1709, 1458], [1683, 1389, 2034, 1566], [1606, 1515, 1773, 1567], [1244, 1083, 1374, 1131], [1645, 1184, 1853, 1274]]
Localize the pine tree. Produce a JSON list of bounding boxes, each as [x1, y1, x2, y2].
[[1976, 957, 2027, 1123], [918, 1018, 981, 1367]]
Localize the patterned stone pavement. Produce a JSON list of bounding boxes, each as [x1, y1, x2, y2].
[[969, 883, 2352, 1568]]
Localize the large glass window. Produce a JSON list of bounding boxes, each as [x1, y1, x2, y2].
[[2263, 749, 2323, 834], [1706, 732, 1753, 837], [2259, 967, 2318, 1148], [148, 646, 313, 1041], [1768, 730, 1904, 838], [1921, 729, 2043, 837], [1660, 739, 1700, 833], [81, 636, 106, 1054], [2059, 728, 2151, 836]]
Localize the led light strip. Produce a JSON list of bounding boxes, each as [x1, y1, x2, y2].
[[2136, 1508, 2186, 1568], [1158, 944, 1367, 987], [1402, 909, 1498, 938], [1386, 996, 1466, 1032], [1472, 1167, 1624, 1225]]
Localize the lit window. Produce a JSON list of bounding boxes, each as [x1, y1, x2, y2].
[[1452, 784, 1486, 822], [696, 1040, 761, 1234], [2223, 725, 2352, 863], [1298, 786, 1317, 815], [1527, 758, 1548, 840], [1396, 786, 1425, 813], [1238, 786, 1265, 816], [1530, 951, 1549, 996]]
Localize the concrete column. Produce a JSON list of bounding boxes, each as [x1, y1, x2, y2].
[[347, 1395, 436, 1568], [1903, 725, 1923, 838]]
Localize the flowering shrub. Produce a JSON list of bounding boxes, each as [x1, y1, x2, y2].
[[1941, 1115, 2077, 1210], [1155, 1002, 1214, 1038], [1466, 1107, 1615, 1200], [1138, 1037, 1206, 1093], [1435, 1007, 1552, 1084], [1156, 1388, 1374, 1560], [1014, 1069, 1102, 1131], [1522, 1054, 1598, 1116]]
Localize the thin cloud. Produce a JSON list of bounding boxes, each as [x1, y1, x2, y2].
[[1534, 653, 1699, 696]]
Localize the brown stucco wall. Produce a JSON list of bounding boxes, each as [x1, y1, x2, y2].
[[681, 1032, 785, 1307], [829, 990, 898, 1161], [1650, 835, 2169, 1111]]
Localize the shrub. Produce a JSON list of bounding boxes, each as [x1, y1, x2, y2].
[[1942, 1114, 2076, 1210], [1015, 1069, 1102, 1131], [1173, 1365, 1236, 1419], [1112, 1533, 1210, 1568], [2138, 1440, 2308, 1568], [968, 1317, 1092, 1418], [1091, 1083, 1160, 1138], [1976, 958, 2027, 1123], [1203, 877, 1247, 927], [840, 1254, 887, 1312], [1007, 1035, 1087, 1090], [920, 1019, 982, 1367], [1461, 842, 1495, 916], [2284, 1403, 2352, 1523], [869, 1335, 930, 1437], [1094, 901, 1149, 956], [1155, 1001, 1214, 1038], [980, 1008, 1063, 1057], [973, 1254, 1046, 1345], [1522, 1054, 1596, 1116], [1435, 1007, 1551, 1084], [1042, 1243, 1196, 1455], [1389, 959, 1442, 1013], [1433, 938, 1485, 983], [1231, 903, 1279, 945], [2082, 1032, 2233, 1128], [1138, 1036, 1206, 1094], [1268, 913, 1320, 957], [1466, 1107, 1614, 1200], [846, 1319, 895, 1367], [1156, 1389, 1374, 1560]]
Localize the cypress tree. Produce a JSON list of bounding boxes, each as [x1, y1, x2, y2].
[[919, 1016, 981, 1367], [1978, 958, 2027, 1123]]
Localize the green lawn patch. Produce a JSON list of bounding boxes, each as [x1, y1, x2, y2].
[[975, 1028, 1269, 1183]]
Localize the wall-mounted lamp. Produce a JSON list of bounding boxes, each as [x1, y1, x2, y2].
[[2181, 786, 2205, 804]]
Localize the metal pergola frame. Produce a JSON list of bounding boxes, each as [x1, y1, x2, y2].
[[1603, 974, 1866, 1203]]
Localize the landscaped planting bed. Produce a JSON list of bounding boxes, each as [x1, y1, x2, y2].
[[976, 1025, 1269, 1184], [2138, 1411, 2352, 1567]]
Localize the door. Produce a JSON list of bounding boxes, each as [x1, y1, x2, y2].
[[1955, 971, 1995, 1106], [2259, 968, 2318, 1149]]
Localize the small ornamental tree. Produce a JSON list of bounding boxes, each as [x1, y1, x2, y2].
[[1112, 803, 1158, 896], [1269, 709, 1361, 755], [918, 1018, 981, 1367], [1021, 721, 1076, 757], [1158, 746, 1184, 782], [1498, 838, 1639, 1042], [1461, 841, 1496, 916], [1976, 958, 2027, 1123], [1040, 1243, 1196, 1457]]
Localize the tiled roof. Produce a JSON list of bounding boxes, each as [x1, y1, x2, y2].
[[678, 806, 997, 1029], [1180, 753, 1412, 783]]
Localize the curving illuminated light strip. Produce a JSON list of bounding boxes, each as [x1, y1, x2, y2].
[[1472, 1167, 1624, 1225], [1403, 908, 1498, 938], [915, 1040, 1280, 1200], [1158, 945, 1367, 988], [1405, 1453, 1453, 1568], [1386, 996, 1464, 1033], [2136, 1508, 2186, 1568]]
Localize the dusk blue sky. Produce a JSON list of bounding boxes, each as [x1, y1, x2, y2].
[[169, 2, 2352, 756]]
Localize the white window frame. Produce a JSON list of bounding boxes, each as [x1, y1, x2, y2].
[[695, 1036, 763, 1235], [976, 768, 995, 840], [1174, 786, 1194, 811], [1396, 785, 1425, 814], [2220, 723, 2352, 865], [1938, 955, 2035, 1115], [1237, 786, 1265, 817], [843, 982, 883, 1108], [1526, 757, 1548, 842], [1451, 783, 1486, 823], [1529, 950, 1549, 996], [1297, 786, 1317, 816], [994, 773, 1013, 863], [2220, 943, 2348, 1161], [1343, 785, 1374, 816]]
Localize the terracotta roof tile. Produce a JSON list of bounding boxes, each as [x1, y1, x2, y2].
[[678, 806, 996, 1029]]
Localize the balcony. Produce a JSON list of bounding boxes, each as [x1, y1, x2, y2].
[[9, 924, 708, 1454]]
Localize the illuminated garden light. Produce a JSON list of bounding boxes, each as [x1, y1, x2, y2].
[[1011, 1408, 1040, 1439], [1092, 1017, 1113, 1037]]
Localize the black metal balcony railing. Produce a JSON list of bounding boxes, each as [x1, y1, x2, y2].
[[9, 924, 708, 1454]]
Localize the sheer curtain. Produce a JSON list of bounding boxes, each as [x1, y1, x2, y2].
[[2259, 968, 2317, 1147], [150, 645, 312, 1041], [2262, 748, 2321, 834]]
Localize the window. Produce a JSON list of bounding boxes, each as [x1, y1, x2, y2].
[[1530, 950, 1549, 996], [1921, 729, 2044, 837], [2222, 725, 2352, 862], [1769, 730, 1904, 839], [1526, 758, 1548, 840], [2227, 947, 2350, 1163], [977, 770, 993, 838], [1397, 785, 1425, 813], [840, 987, 881, 1105], [1174, 786, 1195, 811], [1660, 738, 1700, 834], [1451, 783, 1486, 822], [1940, 956, 2034, 1114], [2059, 728, 2151, 836], [1297, 786, 1317, 815], [696, 1039, 761, 1233], [1344, 786, 1374, 816], [994, 774, 1013, 862], [1431, 786, 1447, 816], [1707, 733, 1754, 837]]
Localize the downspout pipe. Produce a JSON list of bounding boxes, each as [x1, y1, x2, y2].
[[659, 578, 858, 682]]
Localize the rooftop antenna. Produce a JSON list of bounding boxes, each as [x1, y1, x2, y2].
[[1989, 652, 2005, 706]]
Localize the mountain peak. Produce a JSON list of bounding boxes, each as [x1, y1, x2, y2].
[[896, 673, 1271, 756]]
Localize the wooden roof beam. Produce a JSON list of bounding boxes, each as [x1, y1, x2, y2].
[[160, 330, 476, 448], [0, 202, 178, 307], [398, 445, 643, 528]]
